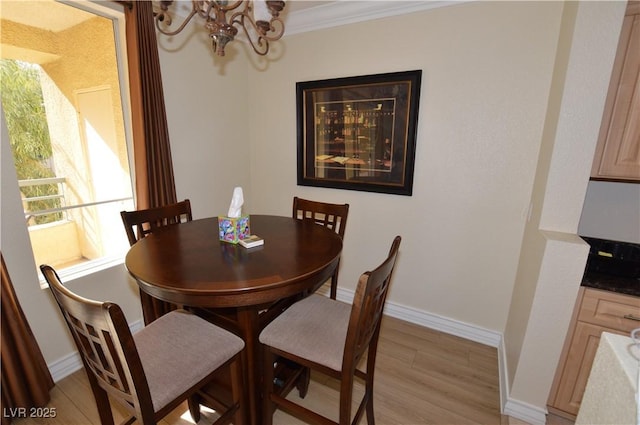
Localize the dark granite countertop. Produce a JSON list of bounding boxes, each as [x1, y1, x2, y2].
[[581, 271, 640, 297]]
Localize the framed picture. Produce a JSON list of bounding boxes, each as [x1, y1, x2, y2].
[[297, 70, 421, 196]]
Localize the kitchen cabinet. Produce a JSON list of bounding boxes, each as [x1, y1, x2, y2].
[[591, 1, 640, 181], [548, 287, 640, 419]]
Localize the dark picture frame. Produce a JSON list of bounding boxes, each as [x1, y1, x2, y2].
[[297, 70, 421, 196]]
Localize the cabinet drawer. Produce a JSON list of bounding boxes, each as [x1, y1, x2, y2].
[[579, 288, 640, 332]]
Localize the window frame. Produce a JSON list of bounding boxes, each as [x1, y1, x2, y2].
[[48, 0, 137, 285], [11, 1, 136, 285]]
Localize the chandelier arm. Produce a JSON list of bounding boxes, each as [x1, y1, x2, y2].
[[226, 3, 251, 27], [237, 17, 268, 55], [235, 14, 285, 42], [155, 8, 199, 36], [260, 17, 285, 41], [194, 1, 212, 19]]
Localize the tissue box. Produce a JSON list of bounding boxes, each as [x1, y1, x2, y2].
[[218, 215, 250, 244]]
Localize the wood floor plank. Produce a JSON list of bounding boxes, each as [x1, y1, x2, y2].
[[9, 385, 92, 425], [56, 371, 138, 424], [374, 352, 501, 424], [11, 315, 565, 425], [376, 337, 417, 364], [412, 348, 500, 393]]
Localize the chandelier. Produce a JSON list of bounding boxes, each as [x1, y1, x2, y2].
[[154, 1, 286, 57]]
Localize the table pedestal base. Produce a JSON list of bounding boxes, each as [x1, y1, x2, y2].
[[191, 295, 305, 425]]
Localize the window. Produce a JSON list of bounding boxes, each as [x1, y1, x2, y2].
[[0, 1, 134, 281]]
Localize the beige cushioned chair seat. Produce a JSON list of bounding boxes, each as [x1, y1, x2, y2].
[[134, 309, 244, 411], [259, 294, 351, 371]]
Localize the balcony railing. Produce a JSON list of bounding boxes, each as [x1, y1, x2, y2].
[[19, 176, 134, 269], [18, 177, 132, 225], [19, 176, 68, 224]]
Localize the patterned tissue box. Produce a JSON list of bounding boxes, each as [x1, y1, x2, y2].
[[218, 215, 250, 244]]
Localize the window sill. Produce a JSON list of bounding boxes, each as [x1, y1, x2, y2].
[[38, 255, 126, 288]]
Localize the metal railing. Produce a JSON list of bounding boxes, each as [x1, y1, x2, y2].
[[19, 177, 68, 224], [18, 177, 133, 225]]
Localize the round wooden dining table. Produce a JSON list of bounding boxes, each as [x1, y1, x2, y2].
[[125, 214, 343, 425]]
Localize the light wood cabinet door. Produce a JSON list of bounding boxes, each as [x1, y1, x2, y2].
[[551, 321, 628, 416], [591, 1, 640, 181], [548, 288, 640, 418]]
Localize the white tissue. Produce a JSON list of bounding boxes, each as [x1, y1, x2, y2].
[[227, 187, 244, 218]]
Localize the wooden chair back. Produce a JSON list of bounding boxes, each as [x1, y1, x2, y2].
[[292, 197, 349, 240], [344, 236, 401, 373], [120, 200, 192, 324], [292, 197, 349, 299], [120, 199, 192, 246], [41, 265, 155, 424]]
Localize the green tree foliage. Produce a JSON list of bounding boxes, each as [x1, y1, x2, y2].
[[1, 59, 61, 224]]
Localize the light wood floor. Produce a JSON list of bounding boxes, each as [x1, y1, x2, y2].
[[13, 316, 573, 425]]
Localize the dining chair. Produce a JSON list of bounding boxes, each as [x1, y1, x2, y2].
[[260, 236, 401, 425], [41, 264, 245, 425], [290, 197, 351, 399], [120, 199, 192, 246], [292, 196, 349, 300], [120, 199, 192, 324]]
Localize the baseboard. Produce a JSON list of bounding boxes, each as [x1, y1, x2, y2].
[[503, 398, 548, 425], [336, 286, 502, 347], [49, 351, 82, 383], [494, 322, 548, 425], [48, 319, 144, 383]]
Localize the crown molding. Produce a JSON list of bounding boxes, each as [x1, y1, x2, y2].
[[158, 1, 470, 40], [284, 1, 468, 36]]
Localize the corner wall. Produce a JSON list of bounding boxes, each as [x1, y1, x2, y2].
[[503, 2, 627, 423]]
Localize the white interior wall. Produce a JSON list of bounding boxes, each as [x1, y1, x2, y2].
[[247, 0, 562, 335], [0, 2, 632, 423], [156, 25, 252, 219]]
